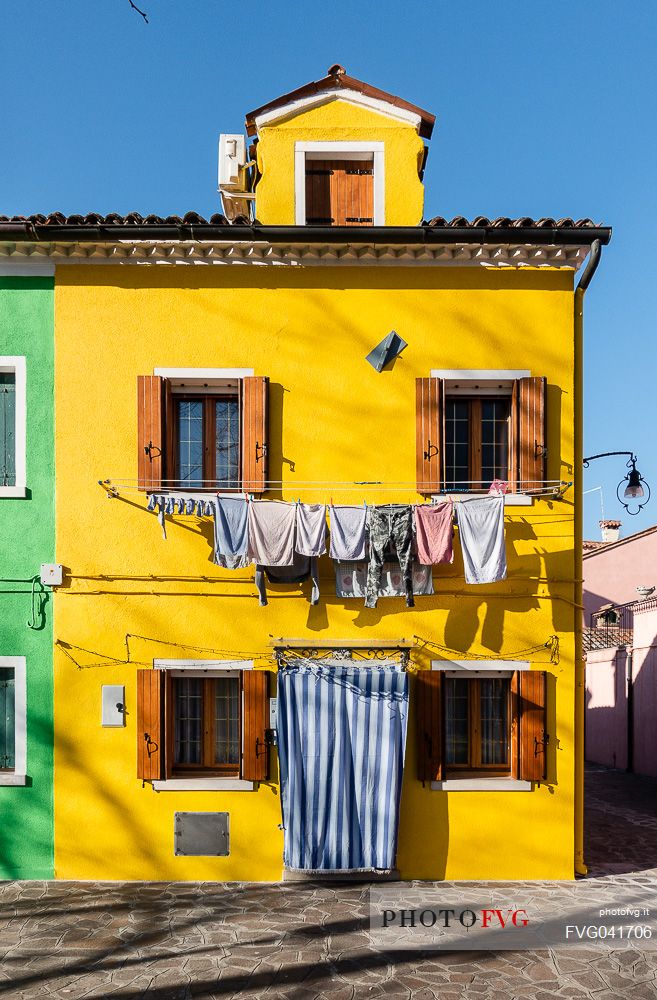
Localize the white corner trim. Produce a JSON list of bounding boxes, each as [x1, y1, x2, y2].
[[431, 660, 530, 671], [255, 90, 421, 133], [0, 262, 55, 277], [294, 142, 385, 226], [153, 368, 254, 379], [0, 656, 26, 779], [152, 778, 255, 792], [153, 659, 254, 670], [0, 357, 26, 493], [431, 779, 532, 791], [430, 369, 531, 379]]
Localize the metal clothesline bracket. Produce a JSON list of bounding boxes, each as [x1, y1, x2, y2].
[[98, 479, 119, 498], [271, 638, 412, 669]]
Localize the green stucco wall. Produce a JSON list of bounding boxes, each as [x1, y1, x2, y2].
[[0, 276, 54, 878]]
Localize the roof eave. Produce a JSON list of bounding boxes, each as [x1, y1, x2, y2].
[[0, 223, 612, 246]]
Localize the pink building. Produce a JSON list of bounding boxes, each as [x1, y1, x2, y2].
[[583, 520, 657, 621], [584, 521, 657, 776]]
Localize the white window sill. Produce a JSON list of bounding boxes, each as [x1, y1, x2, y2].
[[0, 774, 27, 786], [439, 493, 533, 507], [0, 486, 27, 499], [152, 778, 255, 792], [431, 779, 532, 791]]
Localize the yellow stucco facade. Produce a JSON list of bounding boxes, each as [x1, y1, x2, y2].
[[49, 85, 586, 882], [53, 260, 578, 881]]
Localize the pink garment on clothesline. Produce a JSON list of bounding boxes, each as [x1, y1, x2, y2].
[[414, 501, 454, 565]]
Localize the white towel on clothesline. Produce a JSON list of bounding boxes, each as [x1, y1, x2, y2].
[[248, 500, 296, 566], [455, 495, 507, 585]]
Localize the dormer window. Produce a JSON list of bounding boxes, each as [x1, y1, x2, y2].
[[294, 142, 384, 226]]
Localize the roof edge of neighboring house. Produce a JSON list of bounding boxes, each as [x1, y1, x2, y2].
[[583, 522, 657, 558]]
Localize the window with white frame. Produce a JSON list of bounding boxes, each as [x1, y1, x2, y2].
[[416, 661, 548, 789], [0, 657, 27, 786], [136, 660, 269, 789], [295, 142, 385, 226], [137, 368, 269, 494], [416, 369, 548, 497], [0, 358, 26, 498]]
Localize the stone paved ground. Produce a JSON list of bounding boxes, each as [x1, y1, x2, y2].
[[1, 765, 657, 999]]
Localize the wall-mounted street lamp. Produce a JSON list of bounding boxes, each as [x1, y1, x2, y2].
[[583, 451, 651, 515]]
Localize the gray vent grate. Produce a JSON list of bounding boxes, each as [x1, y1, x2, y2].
[[174, 812, 229, 856]]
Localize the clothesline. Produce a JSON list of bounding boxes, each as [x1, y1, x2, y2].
[[98, 478, 572, 501]]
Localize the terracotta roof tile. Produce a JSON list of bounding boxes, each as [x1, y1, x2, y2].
[[424, 215, 600, 229], [0, 212, 604, 230]]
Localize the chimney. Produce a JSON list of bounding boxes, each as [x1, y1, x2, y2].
[[600, 519, 622, 543]]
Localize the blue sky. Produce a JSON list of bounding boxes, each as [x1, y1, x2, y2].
[[2, 0, 655, 541]]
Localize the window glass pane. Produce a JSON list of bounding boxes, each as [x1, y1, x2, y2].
[[445, 399, 470, 491], [480, 678, 509, 765], [177, 400, 204, 487], [481, 399, 510, 488], [214, 676, 240, 765], [174, 678, 202, 765], [445, 677, 469, 765], [215, 398, 240, 489], [0, 667, 15, 770], [0, 373, 16, 488]]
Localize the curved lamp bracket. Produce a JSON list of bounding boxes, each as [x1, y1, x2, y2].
[[583, 451, 651, 516]]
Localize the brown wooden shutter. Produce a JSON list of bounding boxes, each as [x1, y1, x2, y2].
[[508, 378, 519, 492], [242, 376, 269, 494], [416, 377, 444, 494], [416, 669, 443, 781], [518, 670, 548, 781], [137, 375, 166, 491], [136, 669, 164, 781], [305, 162, 334, 225], [517, 376, 547, 492], [335, 161, 374, 225], [242, 669, 269, 781], [510, 670, 520, 778]]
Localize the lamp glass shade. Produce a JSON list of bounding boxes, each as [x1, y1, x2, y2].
[[624, 468, 645, 499]]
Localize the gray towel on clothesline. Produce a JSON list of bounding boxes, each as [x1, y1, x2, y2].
[[455, 495, 507, 584], [213, 497, 249, 560], [295, 503, 327, 557], [329, 505, 368, 561]]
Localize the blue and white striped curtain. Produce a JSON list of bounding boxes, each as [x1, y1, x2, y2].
[[277, 663, 409, 872]]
